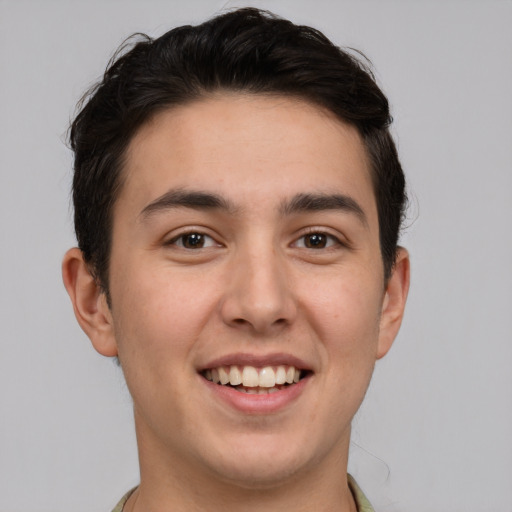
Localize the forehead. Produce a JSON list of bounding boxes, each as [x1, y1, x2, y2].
[[119, 93, 377, 223]]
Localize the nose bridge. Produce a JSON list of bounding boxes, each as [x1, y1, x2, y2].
[[221, 235, 296, 333]]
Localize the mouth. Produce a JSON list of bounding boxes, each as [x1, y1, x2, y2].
[[200, 364, 310, 395]]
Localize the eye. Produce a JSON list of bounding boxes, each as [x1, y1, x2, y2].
[[168, 232, 219, 249], [294, 232, 340, 249]]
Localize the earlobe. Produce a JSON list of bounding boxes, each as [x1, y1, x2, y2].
[[376, 247, 410, 359], [62, 248, 118, 357]]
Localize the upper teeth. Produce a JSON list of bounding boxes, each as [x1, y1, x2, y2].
[[204, 365, 301, 387]]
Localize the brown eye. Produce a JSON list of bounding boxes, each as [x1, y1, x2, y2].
[[304, 233, 328, 248], [181, 233, 205, 248], [293, 232, 340, 249], [170, 232, 217, 249]]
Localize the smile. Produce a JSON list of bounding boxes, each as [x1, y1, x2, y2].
[[202, 365, 306, 395]]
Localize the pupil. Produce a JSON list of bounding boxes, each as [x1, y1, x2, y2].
[[184, 233, 204, 248], [306, 234, 326, 248]]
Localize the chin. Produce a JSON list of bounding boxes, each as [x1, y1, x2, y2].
[[212, 457, 305, 490], [201, 432, 326, 490]]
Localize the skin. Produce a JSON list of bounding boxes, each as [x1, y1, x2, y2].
[[63, 94, 409, 512]]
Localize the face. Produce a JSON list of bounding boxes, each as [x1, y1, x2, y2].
[[66, 94, 408, 489]]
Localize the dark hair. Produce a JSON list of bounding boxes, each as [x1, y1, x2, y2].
[[69, 7, 406, 297]]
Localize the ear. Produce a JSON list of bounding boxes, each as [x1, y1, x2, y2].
[[376, 247, 410, 359], [62, 248, 118, 357]]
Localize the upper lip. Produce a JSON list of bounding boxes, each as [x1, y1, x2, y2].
[[199, 352, 312, 372]]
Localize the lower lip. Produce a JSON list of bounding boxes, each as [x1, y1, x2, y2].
[[201, 375, 310, 414]]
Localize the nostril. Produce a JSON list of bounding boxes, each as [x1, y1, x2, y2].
[[231, 317, 287, 329]]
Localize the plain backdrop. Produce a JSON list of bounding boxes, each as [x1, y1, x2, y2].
[[1, 1, 511, 511]]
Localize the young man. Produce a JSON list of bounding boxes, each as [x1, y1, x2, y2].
[[62, 8, 409, 512]]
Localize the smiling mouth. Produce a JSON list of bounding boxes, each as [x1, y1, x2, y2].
[[201, 365, 309, 394]]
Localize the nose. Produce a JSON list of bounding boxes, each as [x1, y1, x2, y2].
[[220, 245, 297, 335]]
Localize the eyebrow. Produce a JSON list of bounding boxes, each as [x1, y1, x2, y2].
[[139, 188, 367, 226], [280, 193, 368, 225], [139, 188, 238, 220]]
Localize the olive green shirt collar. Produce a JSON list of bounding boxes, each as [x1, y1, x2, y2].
[[348, 474, 375, 512]]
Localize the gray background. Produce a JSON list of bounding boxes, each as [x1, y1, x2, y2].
[[1, 0, 511, 511]]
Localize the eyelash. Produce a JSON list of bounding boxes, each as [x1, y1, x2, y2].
[[166, 231, 219, 250], [292, 231, 343, 250], [165, 229, 344, 251]]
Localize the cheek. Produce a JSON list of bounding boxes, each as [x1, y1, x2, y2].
[[110, 265, 220, 373], [304, 270, 382, 346], [300, 269, 383, 389]]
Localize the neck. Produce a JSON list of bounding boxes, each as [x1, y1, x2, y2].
[[126, 470, 357, 512], [126, 416, 357, 512]]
